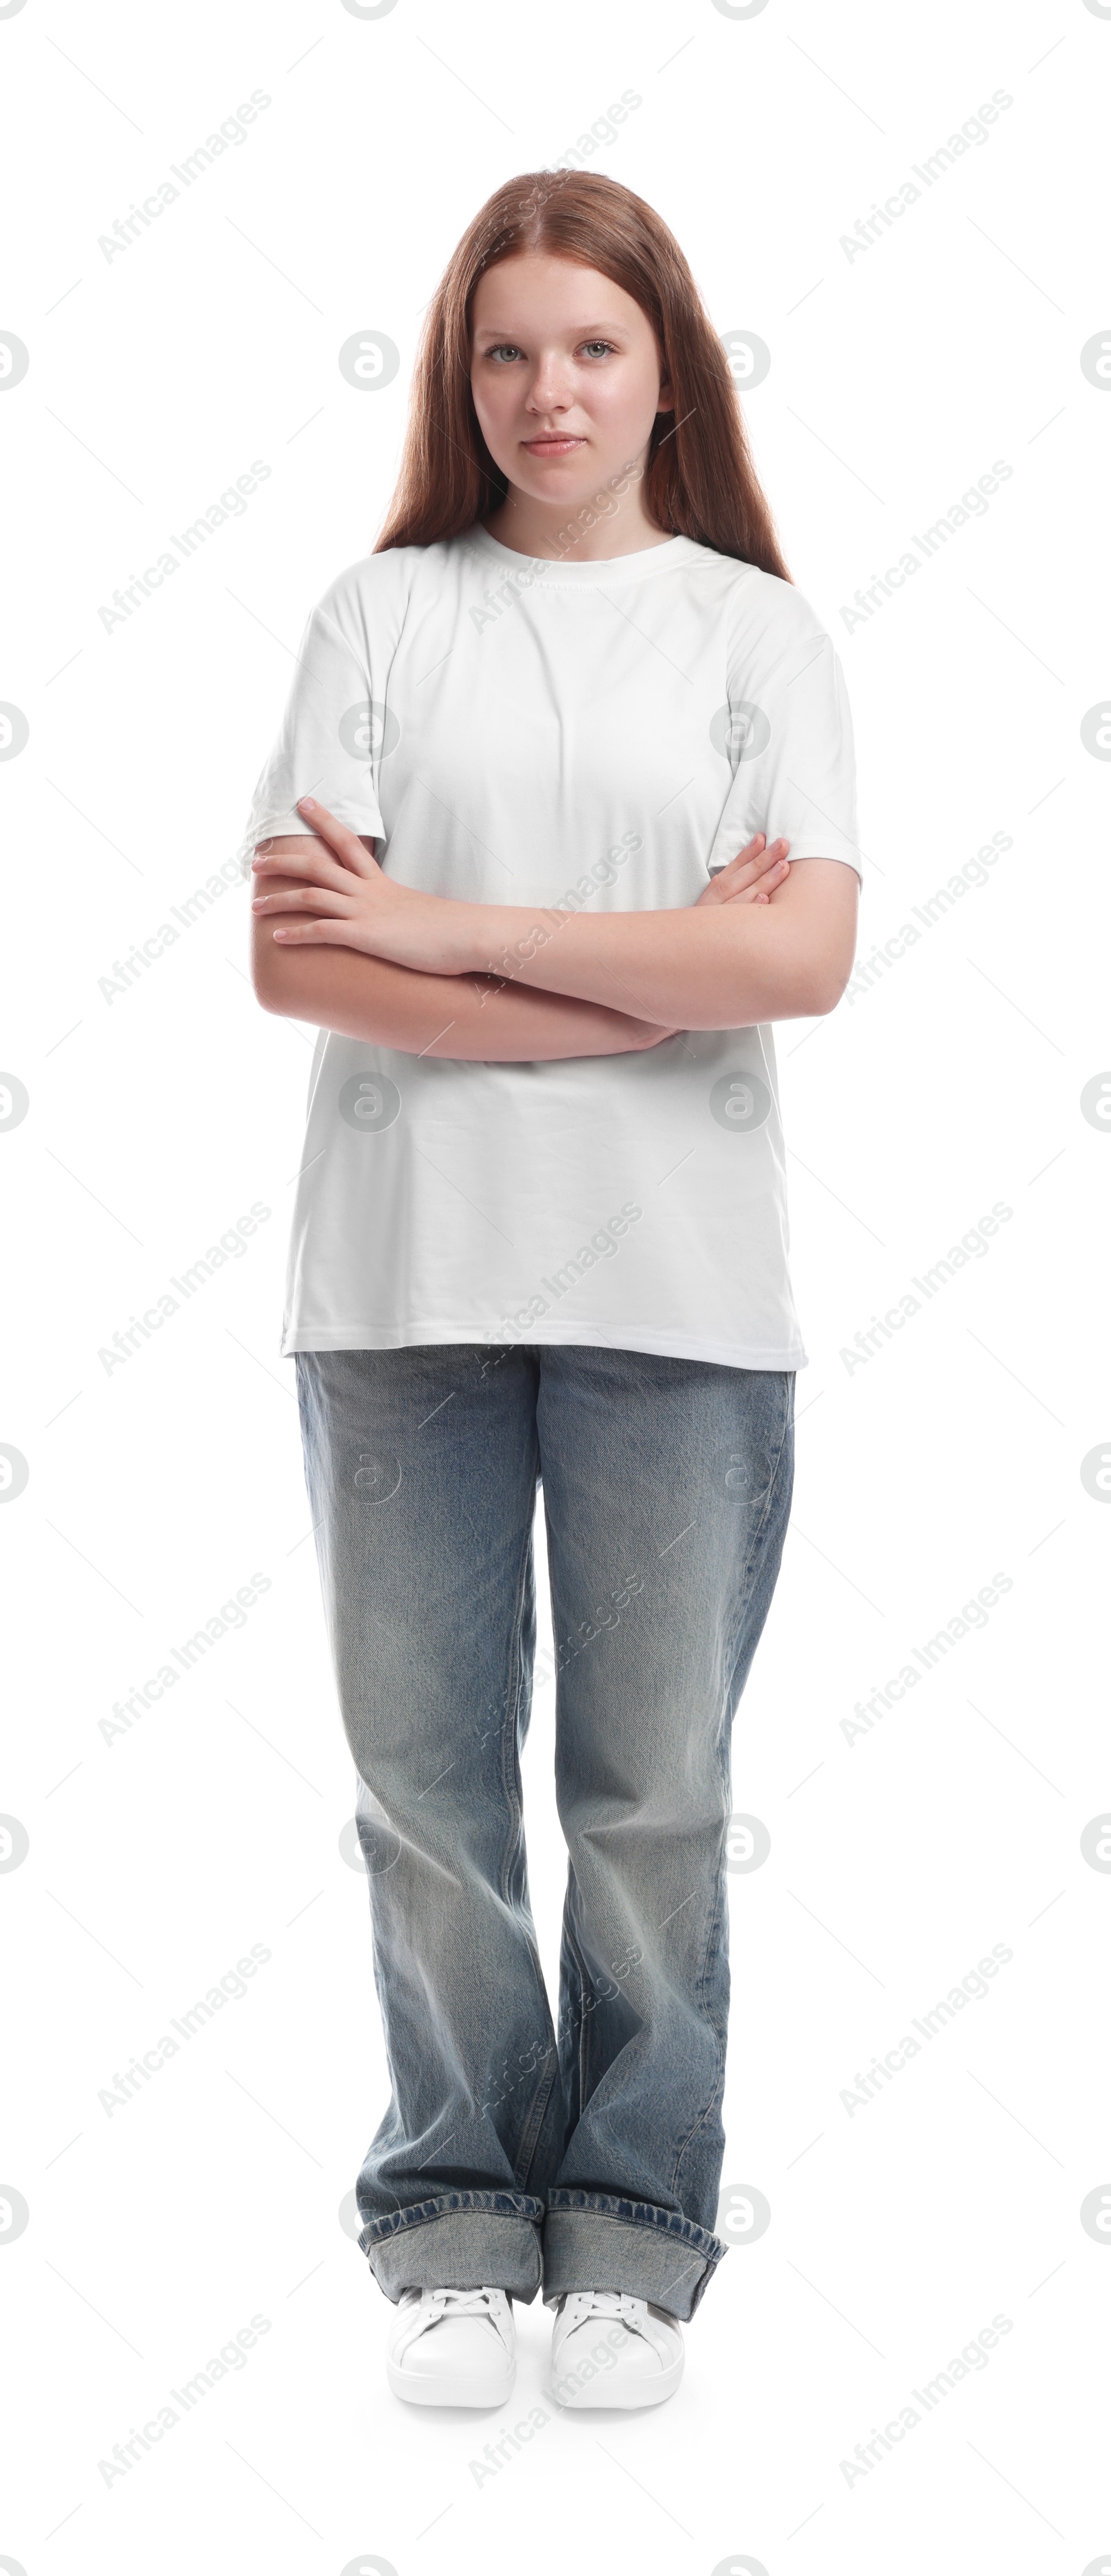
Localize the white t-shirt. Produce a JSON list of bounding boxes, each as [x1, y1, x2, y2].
[[237, 528, 860, 1369]]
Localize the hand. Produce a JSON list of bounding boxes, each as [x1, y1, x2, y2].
[[251, 798, 475, 970], [694, 833, 790, 908]]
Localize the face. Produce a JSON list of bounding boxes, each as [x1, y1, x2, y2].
[[469, 253, 672, 518]]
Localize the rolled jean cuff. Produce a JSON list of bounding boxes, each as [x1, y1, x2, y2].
[[358, 2191, 545, 2304], [542, 2192, 727, 2320]]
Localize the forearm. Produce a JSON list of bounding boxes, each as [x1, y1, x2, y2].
[[253, 937, 667, 1060], [460, 883, 851, 1027]]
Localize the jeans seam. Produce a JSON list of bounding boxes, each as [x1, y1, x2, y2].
[[363, 2188, 545, 2245], [733, 1369, 793, 1603], [546, 2192, 718, 2246], [669, 1376, 794, 2207]]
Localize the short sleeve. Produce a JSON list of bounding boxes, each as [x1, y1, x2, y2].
[[707, 624, 862, 887], [234, 599, 387, 879]]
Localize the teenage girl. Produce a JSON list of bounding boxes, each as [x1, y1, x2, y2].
[[242, 169, 860, 2411]]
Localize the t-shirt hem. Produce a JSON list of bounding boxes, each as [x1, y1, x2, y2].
[[280, 1321, 808, 1371]]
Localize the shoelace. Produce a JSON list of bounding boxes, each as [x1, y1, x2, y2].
[[395, 2284, 512, 2366], [560, 2290, 644, 2332], [423, 2288, 505, 2323]]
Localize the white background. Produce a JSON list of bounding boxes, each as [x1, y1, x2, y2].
[[1, 1, 1109, 2570]]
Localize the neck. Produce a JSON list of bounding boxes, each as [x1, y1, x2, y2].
[[483, 482, 673, 564]]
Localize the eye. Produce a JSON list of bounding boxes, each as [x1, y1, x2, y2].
[[579, 339, 617, 358], [483, 343, 524, 364]]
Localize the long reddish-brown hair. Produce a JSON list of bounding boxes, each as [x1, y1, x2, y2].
[[374, 169, 790, 579]]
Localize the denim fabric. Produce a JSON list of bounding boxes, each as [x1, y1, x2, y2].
[[296, 1342, 794, 2322]]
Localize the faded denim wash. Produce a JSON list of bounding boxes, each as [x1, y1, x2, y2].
[[296, 1341, 794, 2322]]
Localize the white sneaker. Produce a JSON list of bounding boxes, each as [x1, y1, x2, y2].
[[549, 2290, 684, 2409], [386, 2286, 515, 2407]]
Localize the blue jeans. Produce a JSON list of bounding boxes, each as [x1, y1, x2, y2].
[[296, 1342, 794, 2322]]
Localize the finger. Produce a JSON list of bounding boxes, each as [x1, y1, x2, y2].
[[697, 849, 768, 908], [253, 885, 353, 917], [721, 858, 790, 905], [296, 796, 380, 876], [706, 835, 767, 886], [271, 917, 362, 946], [252, 844, 355, 893], [717, 843, 788, 889]]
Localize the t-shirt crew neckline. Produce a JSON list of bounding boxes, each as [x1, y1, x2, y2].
[[469, 525, 707, 587]]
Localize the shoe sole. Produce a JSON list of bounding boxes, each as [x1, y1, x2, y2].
[[549, 2352, 684, 2409], [387, 2358, 516, 2409]]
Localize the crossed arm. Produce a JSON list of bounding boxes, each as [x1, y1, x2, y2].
[[249, 798, 858, 1061]]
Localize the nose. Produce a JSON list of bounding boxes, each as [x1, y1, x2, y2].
[[525, 357, 574, 417]]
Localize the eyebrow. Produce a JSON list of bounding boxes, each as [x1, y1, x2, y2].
[[473, 320, 626, 339]]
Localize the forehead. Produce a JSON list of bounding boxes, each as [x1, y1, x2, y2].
[[471, 253, 643, 333]]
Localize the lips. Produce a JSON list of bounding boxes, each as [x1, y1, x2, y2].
[[521, 436, 585, 454]]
